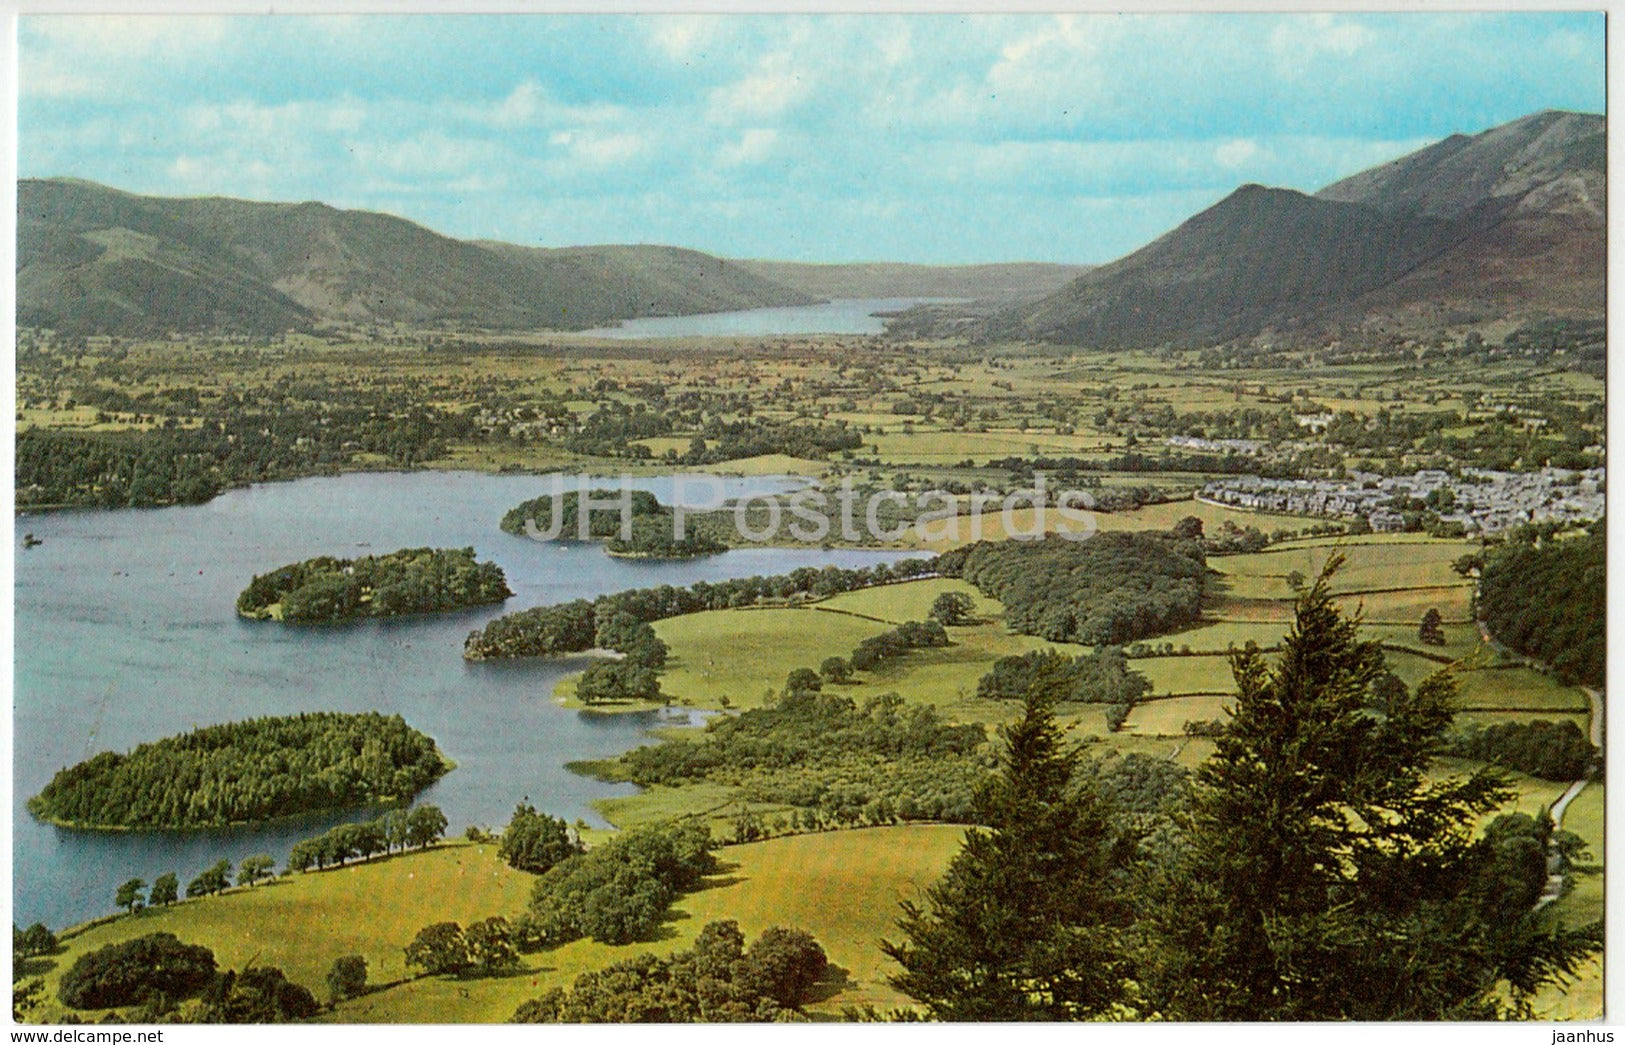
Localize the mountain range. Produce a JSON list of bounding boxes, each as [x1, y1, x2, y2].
[[16, 180, 1083, 336], [16, 109, 1604, 342], [17, 179, 821, 335], [989, 109, 1604, 347]]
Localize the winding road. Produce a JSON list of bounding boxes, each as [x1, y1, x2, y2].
[[1474, 618, 1602, 909]]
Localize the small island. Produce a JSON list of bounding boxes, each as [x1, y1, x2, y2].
[[28, 711, 452, 830], [236, 546, 511, 623], [500, 489, 728, 559]]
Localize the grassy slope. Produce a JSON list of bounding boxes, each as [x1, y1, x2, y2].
[[28, 828, 963, 1024], [26, 841, 533, 1023]]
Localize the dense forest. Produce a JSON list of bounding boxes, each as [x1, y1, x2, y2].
[[28, 712, 450, 829], [463, 558, 937, 660], [938, 529, 1207, 644], [1477, 523, 1605, 686], [237, 547, 511, 623]]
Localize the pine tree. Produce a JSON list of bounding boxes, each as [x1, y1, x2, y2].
[[1143, 557, 1601, 1020], [881, 661, 1135, 1020]]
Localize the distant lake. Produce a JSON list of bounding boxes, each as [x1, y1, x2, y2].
[[14, 471, 922, 929], [577, 297, 958, 339]]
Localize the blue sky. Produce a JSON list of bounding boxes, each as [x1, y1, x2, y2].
[[18, 12, 1605, 264]]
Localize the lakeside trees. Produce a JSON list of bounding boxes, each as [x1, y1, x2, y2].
[[500, 490, 729, 559], [237, 547, 511, 623], [287, 805, 448, 872], [16, 391, 475, 510], [148, 873, 179, 907], [499, 804, 584, 875], [29, 713, 449, 830], [464, 559, 937, 660]]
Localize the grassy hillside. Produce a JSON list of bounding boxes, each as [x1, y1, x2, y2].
[[25, 828, 965, 1023], [24, 841, 532, 1023]]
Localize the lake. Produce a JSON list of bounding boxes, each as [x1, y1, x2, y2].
[[575, 297, 953, 338], [13, 470, 920, 930]]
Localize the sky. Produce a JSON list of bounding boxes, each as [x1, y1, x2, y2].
[[16, 12, 1607, 265]]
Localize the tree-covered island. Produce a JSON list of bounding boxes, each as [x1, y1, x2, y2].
[[237, 546, 511, 623], [500, 489, 728, 559], [27, 712, 452, 830]]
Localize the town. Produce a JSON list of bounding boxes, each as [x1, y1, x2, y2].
[[1201, 466, 1606, 535]]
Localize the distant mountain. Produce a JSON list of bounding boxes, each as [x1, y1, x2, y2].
[[991, 110, 1604, 348], [731, 260, 1092, 303], [17, 179, 817, 335], [478, 242, 819, 329]]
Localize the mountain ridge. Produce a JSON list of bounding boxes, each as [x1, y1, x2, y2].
[[988, 109, 1605, 347], [17, 178, 821, 335]]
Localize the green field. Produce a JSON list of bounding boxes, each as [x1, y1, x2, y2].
[[904, 497, 1318, 550], [1126, 694, 1231, 735], [1131, 654, 1237, 696], [648, 607, 891, 709], [1453, 668, 1589, 712], [680, 825, 966, 1013], [28, 842, 534, 1024], [1212, 539, 1476, 594], [28, 827, 968, 1023], [816, 577, 1000, 624], [641, 579, 1063, 723]]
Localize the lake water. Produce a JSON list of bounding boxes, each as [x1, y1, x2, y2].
[[576, 297, 952, 339], [13, 471, 920, 930]]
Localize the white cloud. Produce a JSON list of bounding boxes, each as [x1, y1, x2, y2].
[[349, 133, 503, 178], [1269, 14, 1378, 77], [707, 49, 812, 123], [551, 130, 645, 167], [648, 17, 717, 62], [21, 15, 230, 99], [491, 81, 545, 126], [1214, 139, 1262, 170], [718, 128, 779, 167]]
